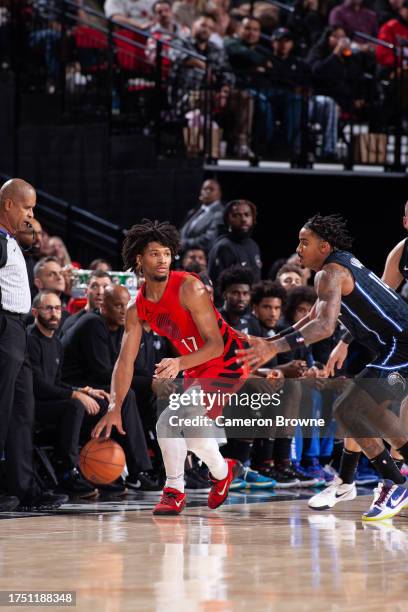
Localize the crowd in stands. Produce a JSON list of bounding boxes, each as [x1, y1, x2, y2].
[[2, 0, 408, 160], [9, 177, 393, 504]]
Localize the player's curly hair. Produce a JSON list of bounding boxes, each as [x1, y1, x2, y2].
[[304, 214, 353, 250], [122, 219, 181, 272], [218, 265, 254, 295], [251, 280, 287, 306]]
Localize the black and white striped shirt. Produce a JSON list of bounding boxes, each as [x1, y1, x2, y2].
[[0, 228, 32, 314]]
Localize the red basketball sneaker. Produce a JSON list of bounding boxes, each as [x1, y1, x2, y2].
[[152, 487, 186, 515], [208, 459, 242, 510]]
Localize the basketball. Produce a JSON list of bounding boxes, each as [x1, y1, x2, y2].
[[79, 438, 126, 485]]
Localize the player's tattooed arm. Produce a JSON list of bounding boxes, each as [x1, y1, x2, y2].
[[236, 265, 343, 371], [274, 264, 342, 351]]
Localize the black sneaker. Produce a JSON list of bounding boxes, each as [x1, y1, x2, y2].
[[59, 468, 99, 499], [185, 467, 211, 492], [257, 465, 299, 489], [97, 477, 127, 496], [0, 495, 20, 512], [285, 463, 320, 488], [126, 472, 162, 492], [18, 491, 69, 511]]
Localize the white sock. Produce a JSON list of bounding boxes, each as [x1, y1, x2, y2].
[[186, 437, 228, 480], [158, 436, 188, 493]]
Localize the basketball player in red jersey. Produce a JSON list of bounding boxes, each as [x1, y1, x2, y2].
[[92, 220, 247, 515]]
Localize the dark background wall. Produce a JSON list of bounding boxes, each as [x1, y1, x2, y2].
[[206, 170, 408, 276]]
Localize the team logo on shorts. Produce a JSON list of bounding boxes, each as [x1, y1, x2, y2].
[[350, 257, 363, 269], [387, 372, 406, 392]]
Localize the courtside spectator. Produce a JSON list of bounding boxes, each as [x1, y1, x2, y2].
[[181, 247, 208, 272], [218, 265, 261, 334], [276, 263, 304, 291], [33, 257, 71, 327], [62, 269, 113, 335], [16, 219, 43, 299], [180, 179, 224, 252], [208, 199, 262, 292], [28, 290, 103, 498]]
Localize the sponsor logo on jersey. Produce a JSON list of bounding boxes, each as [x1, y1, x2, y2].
[[350, 257, 364, 269]]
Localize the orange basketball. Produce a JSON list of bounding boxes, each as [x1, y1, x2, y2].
[[79, 438, 126, 485]]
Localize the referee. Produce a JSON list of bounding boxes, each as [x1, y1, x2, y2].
[[0, 178, 67, 511]]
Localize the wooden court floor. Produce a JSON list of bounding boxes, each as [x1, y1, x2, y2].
[[0, 492, 407, 612]]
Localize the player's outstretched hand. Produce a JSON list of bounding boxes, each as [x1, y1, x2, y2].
[[326, 341, 349, 377], [92, 410, 126, 439], [236, 336, 277, 371], [154, 357, 181, 379]]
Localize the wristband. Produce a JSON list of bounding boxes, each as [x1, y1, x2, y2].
[[285, 330, 306, 351], [279, 325, 295, 337]]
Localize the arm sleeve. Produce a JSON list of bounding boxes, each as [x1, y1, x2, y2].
[[28, 336, 73, 401]]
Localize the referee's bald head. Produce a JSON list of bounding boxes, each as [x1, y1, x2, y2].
[[0, 178, 36, 209]]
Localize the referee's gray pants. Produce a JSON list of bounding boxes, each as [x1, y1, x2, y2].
[[0, 314, 37, 501]]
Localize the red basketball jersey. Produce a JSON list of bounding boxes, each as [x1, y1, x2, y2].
[[135, 270, 246, 379]]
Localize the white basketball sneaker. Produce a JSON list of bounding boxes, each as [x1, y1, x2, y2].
[[308, 476, 356, 510]]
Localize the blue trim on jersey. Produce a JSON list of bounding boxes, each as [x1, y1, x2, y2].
[[368, 273, 398, 301], [341, 301, 386, 346], [355, 282, 404, 333], [381, 337, 397, 366], [366, 362, 408, 371]]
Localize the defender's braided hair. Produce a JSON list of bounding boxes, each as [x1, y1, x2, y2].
[[304, 214, 353, 250]]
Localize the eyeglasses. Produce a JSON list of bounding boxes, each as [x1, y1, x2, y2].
[[38, 305, 62, 312]]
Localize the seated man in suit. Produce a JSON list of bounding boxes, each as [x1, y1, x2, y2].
[[28, 289, 105, 498], [179, 179, 224, 253], [62, 284, 158, 491]]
